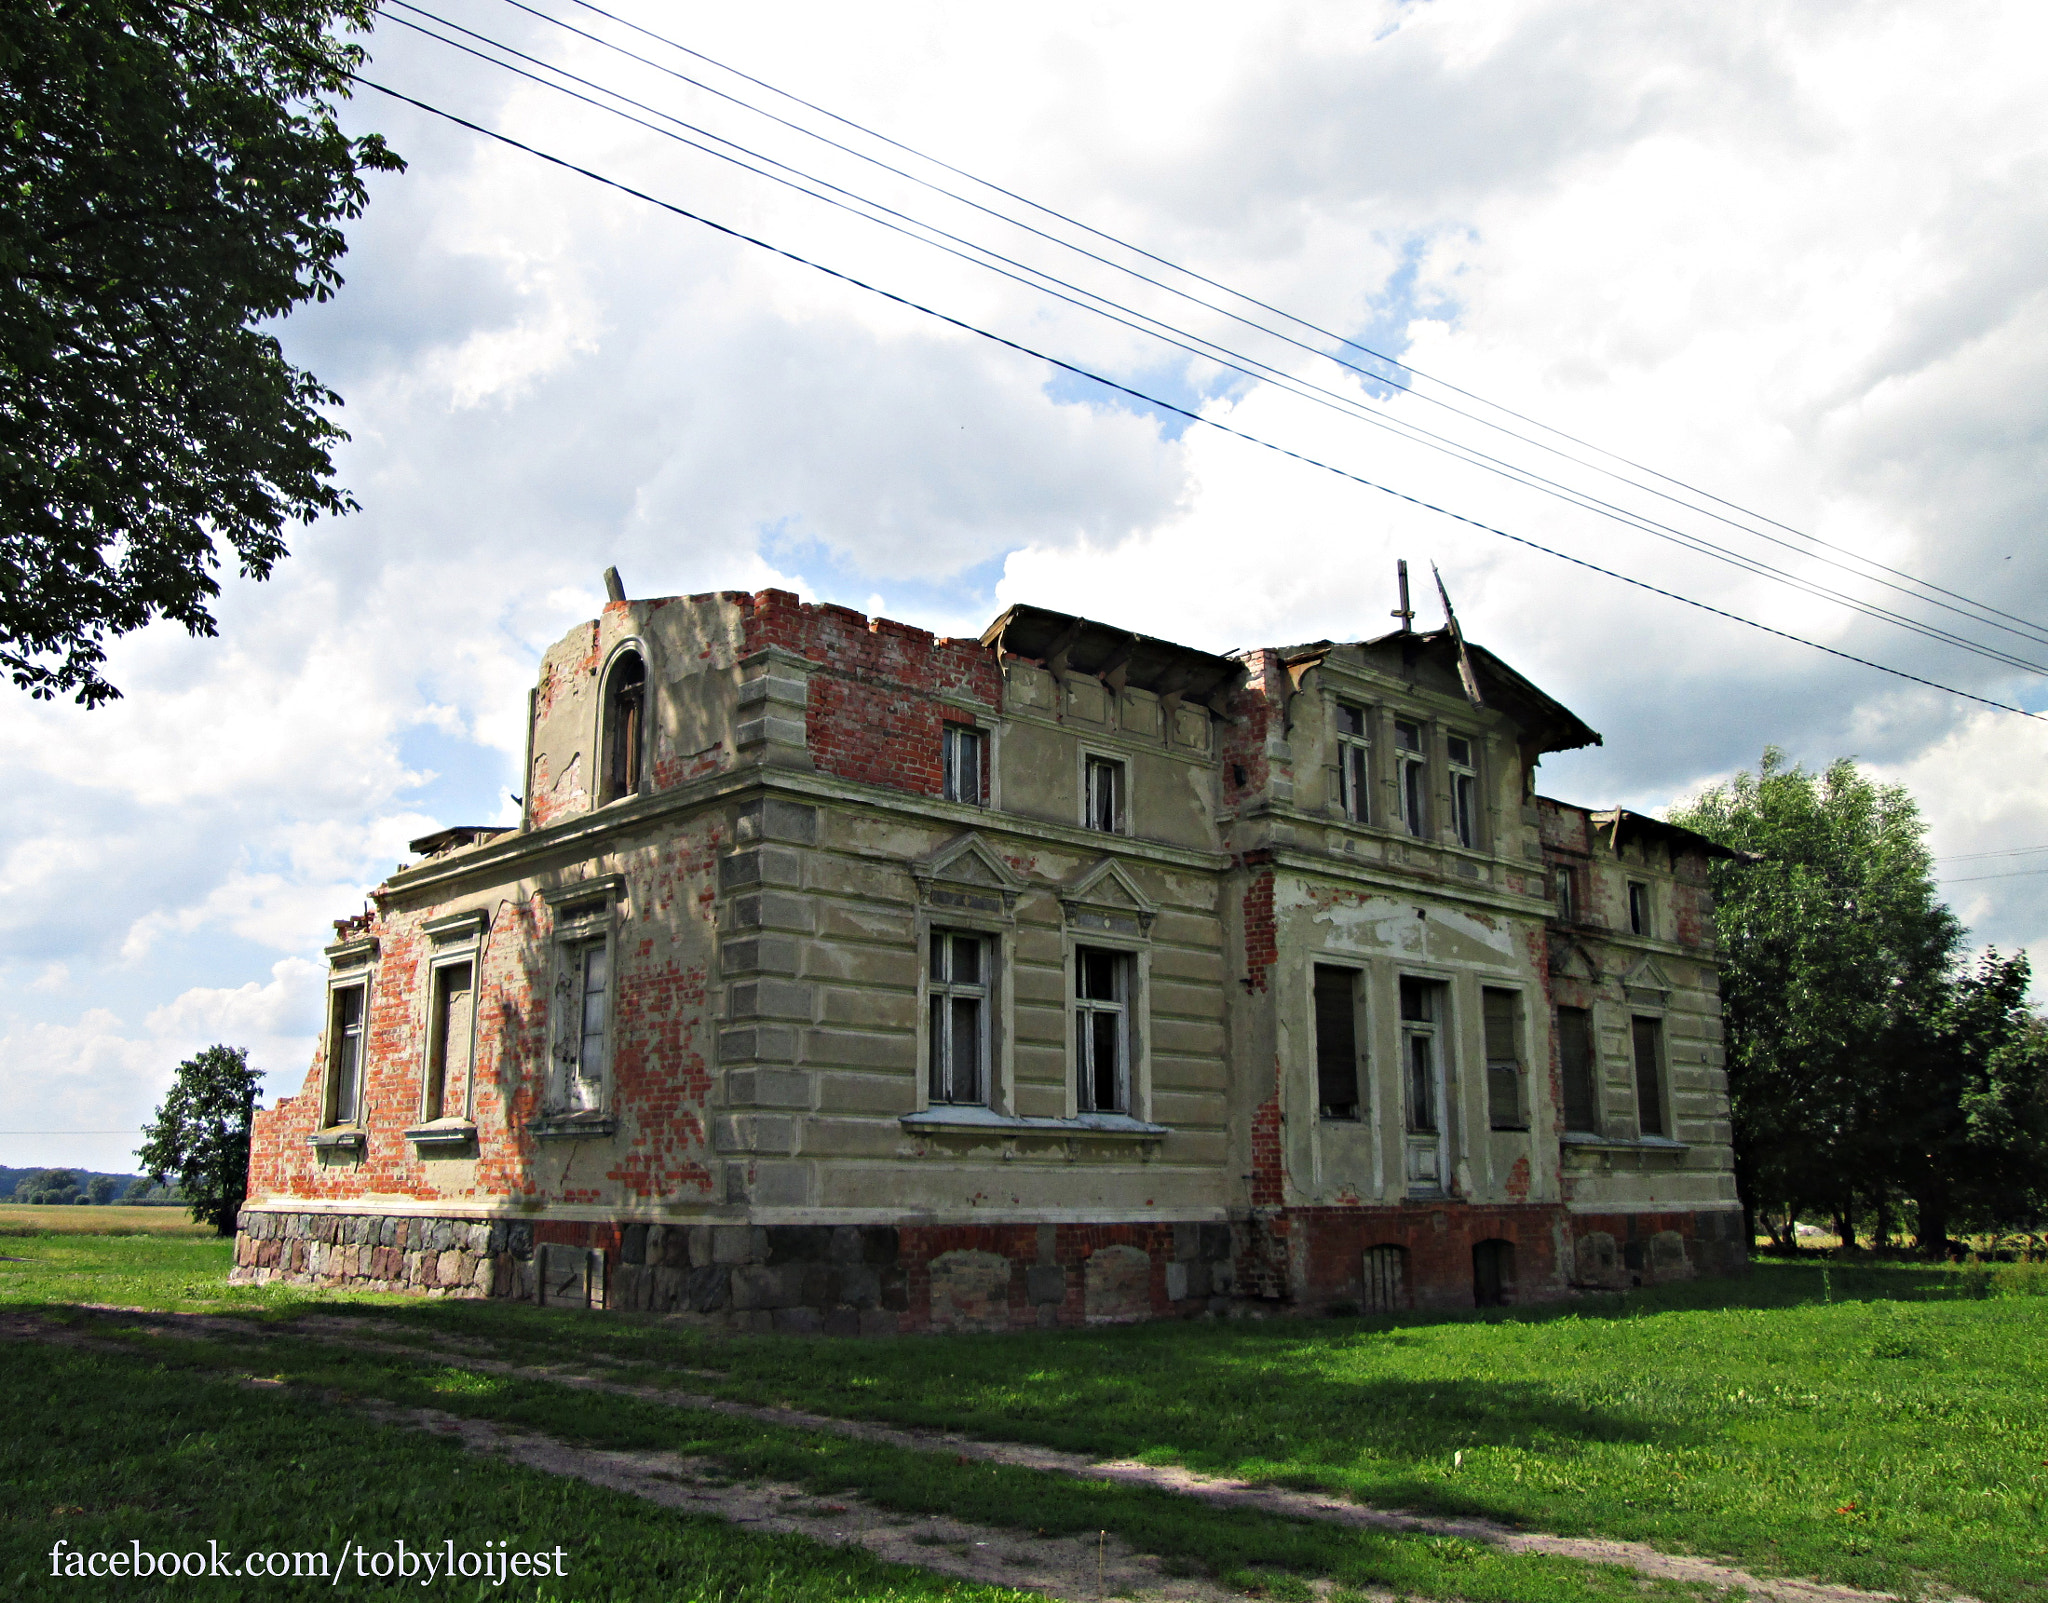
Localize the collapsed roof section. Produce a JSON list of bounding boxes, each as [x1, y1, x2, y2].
[[1281, 627, 1603, 759], [1588, 808, 1752, 863], [979, 603, 1245, 716]]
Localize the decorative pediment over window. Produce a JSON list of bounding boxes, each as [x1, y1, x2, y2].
[[1548, 937, 1601, 983], [912, 833, 1029, 915], [1060, 857, 1156, 936], [1622, 955, 1675, 1004]]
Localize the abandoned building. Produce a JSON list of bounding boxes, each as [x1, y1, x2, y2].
[[234, 584, 1747, 1328]]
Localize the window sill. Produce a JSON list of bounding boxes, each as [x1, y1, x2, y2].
[[307, 1125, 365, 1154], [527, 1113, 617, 1142], [1562, 1132, 1688, 1152], [405, 1118, 478, 1151], [901, 1106, 1168, 1140]]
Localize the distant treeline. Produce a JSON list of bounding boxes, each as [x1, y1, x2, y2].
[[0, 1167, 183, 1205]]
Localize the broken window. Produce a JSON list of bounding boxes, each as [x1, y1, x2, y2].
[[1313, 965, 1362, 1120], [1483, 987, 1524, 1129], [1334, 704, 1371, 824], [1628, 880, 1652, 936], [928, 930, 991, 1105], [1362, 1244, 1407, 1313], [549, 927, 611, 1114], [1632, 1015, 1667, 1138], [1394, 719, 1429, 838], [1075, 946, 1130, 1114], [1554, 865, 1576, 922], [1084, 754, 1125, 833], [422, 959, 474, 1123], [942, 724, 984, 806], [325, 983, 366, 1126], [1558, 1005, 1599, 1133], [599, 650, 646, 803], [1446, 734, 1478, 849]]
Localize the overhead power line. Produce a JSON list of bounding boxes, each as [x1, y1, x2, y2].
[[344, 69, 2044, 724], [1937, 868, 2048, 884], [531, 0, 2048, 654], [386, 3, 2048, 682]]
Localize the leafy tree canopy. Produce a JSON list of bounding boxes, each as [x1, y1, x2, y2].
[[1673, 748, 2048, 1249], [1, 1, 401, 705], [138, 1043, 264, 1234]]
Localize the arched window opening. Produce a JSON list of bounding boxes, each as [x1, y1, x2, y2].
[[1473, 1238, 1516, 1308], [600, 651, 646, 803]]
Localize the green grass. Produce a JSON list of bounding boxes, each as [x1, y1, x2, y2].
[[8, 1235, 2046, 1602], [0, 1338, 1037, 1602], [0, 1203, 211, 1236], [69, 1314, 1691, 1603]]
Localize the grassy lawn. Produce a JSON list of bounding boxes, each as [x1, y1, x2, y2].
[[0, 1337, 1038, 1603], [4, 1233, 2043, 1602]]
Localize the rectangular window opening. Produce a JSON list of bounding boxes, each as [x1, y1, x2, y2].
[[943, 725, 984, 806], [928, 930, 992, 1105], [1335, 704, 1371, 824], [1394, 720, 1428, 839], [1555, 866, 1576, 922], [1399, 976, 1442, 1135], [1632, 1015, 1666, 1138], [1084, 755, 1125, 833], [1483, 987, 1524, 1129], [1558, 1006, 1598, 1133], [1447, 735, 1478, 849], [1075, 946, 1130, 1114], [327, 984, 366, 1126], [423, 960, 474, 1123], [1313, 965, 1362, 1120], [1628, 880, 1652, 936]]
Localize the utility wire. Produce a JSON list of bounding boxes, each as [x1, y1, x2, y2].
[[537, 0, 2048, 650], [384, 4, 2048, 681], [343, 69, 2045, 724], [1939, 845, 2048, 862], [1938, 868, 2048, 884]]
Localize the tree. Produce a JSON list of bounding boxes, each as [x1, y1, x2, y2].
[[86, 1174, 117, 1204], [121, 1174, 154, 1201], [13, 1167, 80, 1204], [1671, 750, 1963, 1249], [138, 1044, 264, 1235], [1, 1, 402, 705]]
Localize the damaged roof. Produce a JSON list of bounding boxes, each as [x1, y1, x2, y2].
[[1284, 628, 1603, 758], [1590, 808, 1753, 862], [980, 603, 1244, 712]]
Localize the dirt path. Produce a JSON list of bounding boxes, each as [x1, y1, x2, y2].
[[29, 1306, 1966, 1603]]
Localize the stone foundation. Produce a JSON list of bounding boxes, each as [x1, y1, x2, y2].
[[232, 1204, 1746, 1326]]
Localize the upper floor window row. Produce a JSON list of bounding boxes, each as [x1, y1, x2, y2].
[[1336, 703, 1481, 850]]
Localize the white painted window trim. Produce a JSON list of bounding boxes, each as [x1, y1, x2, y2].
[[1061, 927, 1152, 1121]]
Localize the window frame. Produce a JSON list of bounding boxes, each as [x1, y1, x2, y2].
[[1393, 718, 1429, 839], [1556, 1003, 1601, 1135], [596, 643, 648, 806], [941, 722, 985, 807], [1631, 1013, 1669, 1139], [1397, 973, 1452, 1195], [540, 879, 624, 1126], [1312, 962, 1366, 1122], [1333, 702, 1372, 824], [323, 977, 369, 1129], [1554, 864, 1577, 923], [1627, 879, 1653, 937], [1446, 733, 1479, 849], [420, 956, 476, 1124], [1082, 750, 1128, 835], [1073, 945, 1133, 1115], [925, 928, 995, 1106], [1482, 985, 1527, 1131]]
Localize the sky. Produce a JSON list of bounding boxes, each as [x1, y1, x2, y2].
[[8, 0, 2048, 1174]]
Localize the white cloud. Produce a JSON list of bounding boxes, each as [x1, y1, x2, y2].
[[7, 0, 2048, 1166]]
